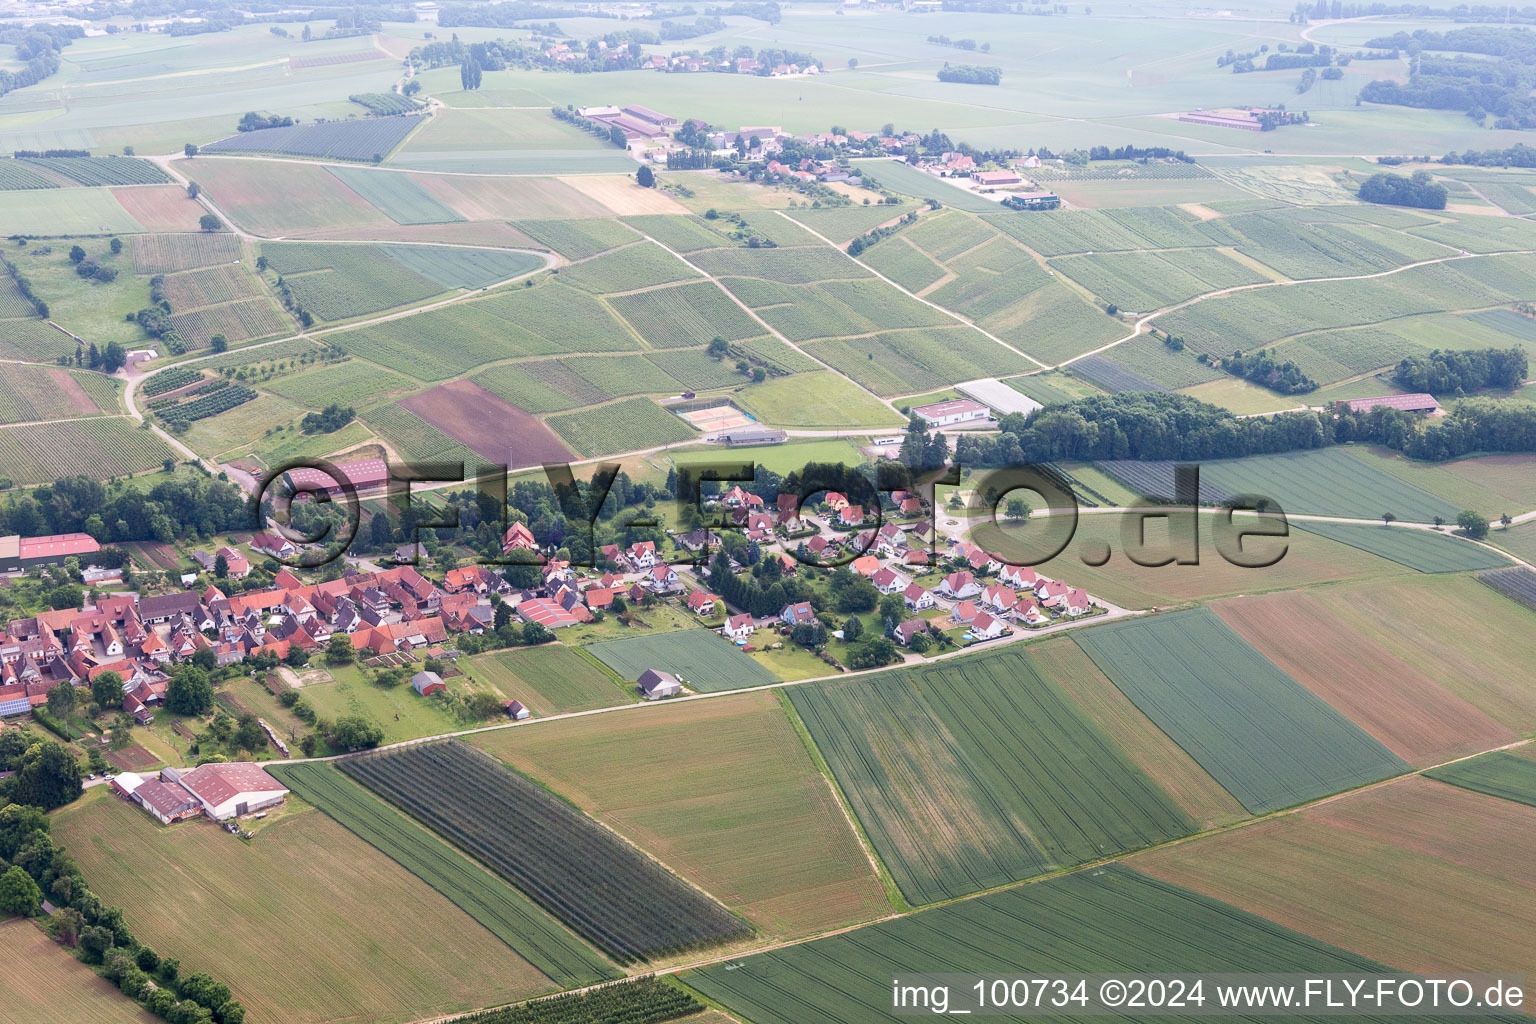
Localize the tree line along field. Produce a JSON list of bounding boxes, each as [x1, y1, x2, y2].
[[686, 864, 1410, 1024], [335, 280, 641, 381], [789, 645, 1196, 906], [1074, 608, 1409, 815], [0, 417, 174, 484], [437, 978, 702, 1024], [270, 763, 621, 989], [471, 690, 890, 940], [583, 628, 779, 693], [340, 740, 755, 963], [1133, 778, 1536, 983], [0, 918, 158, 1024], [52, 790, 557, 1024]]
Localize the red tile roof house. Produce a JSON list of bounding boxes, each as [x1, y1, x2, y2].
[[871, 568, 904, 594], [836, 505, 866, 528], [969, 611, 1008, 640], [722, 613, 755, 641], [1016, 597, 1050, 627], [949, 600, 979, 625], [903, 582, 935, 611], [850, 554, 881, 577], [939, 571, 981, 599], [215, 546, 250, 579], [1061, 588, 1093, 617], [627, 541, 659, 570], [502, 521, 539, 555], [646, 565, 682, 593], [250, 533, 298, 559], [686, 589, 719, 615]]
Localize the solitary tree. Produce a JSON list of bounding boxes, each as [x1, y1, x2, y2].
[[186, 181, 199, 199], [1381, 512, 1396, 525], [0, 866, 42, 917], [68, 245, 86, 264], [109, 237, 123, 255], [209, 333, 227, 353], [1457, 509, 1490, 540], [199, 213, 222, 232], [1004, 496, 1031, 521], [637, 164, 655, 188], [46, 681, 76, 717], [92, 671, 123, 714], [707, 336, 730, 359], [213, 553, 229, 579], [183, 143, 198, 158]]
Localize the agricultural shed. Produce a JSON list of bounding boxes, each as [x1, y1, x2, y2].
[[637, 669, 682, 700], [178, 762, 289, 820], [412, 671, 447, 696], [956, 378, 1043, 417]]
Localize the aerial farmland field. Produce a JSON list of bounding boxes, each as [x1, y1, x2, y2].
[[463, 644, 633, 714], [1425, 751, 1536, 808], [0, 919, 156, 1024], [270, 763, 620, 989], [688, 864, 1405, 1024], [1074, 608, 1408, 814], [1210, 588, 1516, 767], [340, 740, 755, 963], [473, 689, 890, 938], [583, 627, 779, 692], [1135, 778, 1536, 979], [1289, 520, 1511, 572], [52, 790, 557, 1024], [0, 417, 174, 483], [789, 646, 1195, 905]]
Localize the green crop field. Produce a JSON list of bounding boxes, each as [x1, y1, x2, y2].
[[52, 790, 556, 1024], [0, 363, 117, 423], [584, 627, 780, 692], [644, 349, 752, 391], [326, 165, 465, 224], [733, 371, 901, 428], [471, 359, 607, 413], [1406, 212, 1536, 253], [803, 326, 1025, 396], [1424, 751, 1536, 808], [263, 360, 416, 408], [791, 646, 1195, 905], [131, 232, 243, 274], [1095, 334, 1225, 390], [363, 401, 482, 463], [161, 263, 261, 308], [0, 917, 157, 1024], [857, 235, 946, 292], [262, 242, 451, 320], [1291, 521, 1512, 573], [1053, 247, 1268, 311], [472, 689, 889, 939], [785, 202, 913, 244], [564, 353, 682, 398], [465, 644, 633, 714], [271, 763, 620, 989], [735, 336, 821, 374], [0, 187, 143, 235], [1192, 448, 1464, 522], [513, 218, 641, 259], [688, 864, 1402, 1024], [1215, 213, 1454, 280], [621, 214, 734, 252], [386, 245, 543, 290], [0, 417, 174, 484], [554, 241, 699, 294], [546, 396, 696, 457], [1074, 608, 1408, 815], [607, 280, 760, 347], [1271, 326, 1424, 386], [690, 244, 871, 284], [171, 297, 291, 348], [336, 281, 640, 380]]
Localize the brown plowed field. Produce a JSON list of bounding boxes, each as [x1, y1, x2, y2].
[[111, 185, 207, 231], [1212, 589, 1514, 766], [398, 378, 573, 468], [1136, 777, 1536, 977], [49, 367, 98, 415]]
